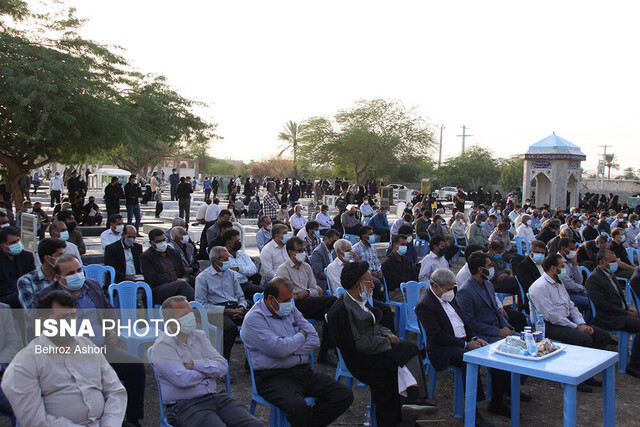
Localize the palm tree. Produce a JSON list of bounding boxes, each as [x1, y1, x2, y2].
[[617, 167, 638, 180], [278, 120, 303, 179], [604, 153, 619, 179]]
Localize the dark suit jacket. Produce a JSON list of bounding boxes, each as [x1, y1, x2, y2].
[[31, 278, 110, 309], [516, 256, 541, 293], [139, 247, 186, 288], [310, 243, 334, 288], [456, 276, 509, 343], [577, 240, 599, 267], [537, 228, 556, 244], [585, 268, 628, 330], [416, 289, 473, 371], [582, 226, 599, 242], [104, 240, 142, 283], [0, 249, 36, 298]]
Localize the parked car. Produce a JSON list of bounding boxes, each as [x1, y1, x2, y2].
[[435, 186, 458, 201]]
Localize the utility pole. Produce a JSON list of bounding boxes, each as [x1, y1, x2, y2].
[[598, 144, 611, 188], [456, 125, 473, 153], [438, 125, 444, 168]]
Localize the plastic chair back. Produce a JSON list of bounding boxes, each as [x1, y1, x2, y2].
[[324, 267, 334, 295], [514, 236, 529, 256], [108, 280, 154, 327], [626, 247, 640, 266], [253, 292, 264, 304], [336, 287, 346, 298], [400, 281, 428, 333], [83, 264, 116, 288], [147, 346, 175, 427]]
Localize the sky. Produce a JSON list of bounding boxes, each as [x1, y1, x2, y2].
[[66, 0, 640, 174]]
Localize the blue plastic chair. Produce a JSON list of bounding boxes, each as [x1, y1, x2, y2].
[[589, 298, 632, 373], [362, 217, 371, 226], [414, 238, 428, 257], [189, 301, 231, 394], [0, 411, 15, 426], [245, 345, 316, 426], [419, 323, 464, 418], [83, 264, 116, 289], [343, 233, 357, 244], [108, 281, 160, 359], [579, 266, 591, 283], [383, 276, 406, 338], [514, 236, 530, 256], [626, 248, 640, 266], [148, 346, 176, 427], [400, 281, 429, 342], [324, 267, 334, 296]]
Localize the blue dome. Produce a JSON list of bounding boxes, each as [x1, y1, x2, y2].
[[524, 133, 586, 159]]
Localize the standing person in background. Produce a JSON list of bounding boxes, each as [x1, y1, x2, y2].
[[289, 178, 301, 206], [212, 177, 219, 198], [150, 171, 160, 199], [32, 170, 40, 195], [263, 181, 281, 220], [49, 171, 64, 207], [155, 186, 164, 218], [177, 177, 194, 223], [104, 176, 123, 221], [169, 168, 180, 201], [203, 176, 212, 201], [124, 174, 142, 234]]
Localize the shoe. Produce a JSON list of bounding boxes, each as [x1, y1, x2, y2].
[[626, 366, 640, 378], [520, 391, 532, 402], [317, 352, 337, 367], [487, 399, 511, 417], [400, 402, 438, 420], [577, 383, 593, 393], [585, 377, 602, 387], [475, 412, 494, 427]]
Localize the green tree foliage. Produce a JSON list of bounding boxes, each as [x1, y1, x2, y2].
[[436, 146, 500, 190], [278, 121, 304, 179], [0, 1, 215, 209], [616, 167, 638, 180], [604, 153, 619, 179], [498, 156, 524, 193], [299, 99, 435, 186]]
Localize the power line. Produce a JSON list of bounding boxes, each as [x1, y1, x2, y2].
[[456, 125, 473, 153]]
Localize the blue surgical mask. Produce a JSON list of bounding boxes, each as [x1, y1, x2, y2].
[[7, 241, 23, 256], [595, 243, 600, 249], [609, 262, 619, 274], [557, 267, 567, 281], [179, 312, 196, 335], [220, 261, 232, 271], [397, 245, 407, 255], [480, 221, 486, 227], [532, 253, 545, 264], [281, 234, 290, 244], [59, 231, 69, 241], [493, 253, 503, 260], [368, 235, 376, 244], [313, 230, 320, 238], [274, 299, 293, 317], [63, 272, 85, 290]]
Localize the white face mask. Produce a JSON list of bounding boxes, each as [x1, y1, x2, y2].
[[567, 250, 577, 259], [406, 236, 413, 243], [440, 289, 455, 302], [181, 235, 190, 244], [114, 224, 124, 234], [295, 252, 307, 263], [342, 251, 353, 262]]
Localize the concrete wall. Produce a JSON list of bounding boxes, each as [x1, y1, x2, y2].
[[582, 179, 640, 203]]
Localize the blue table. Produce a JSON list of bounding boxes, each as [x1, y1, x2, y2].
[[463, 341, 618, 427]]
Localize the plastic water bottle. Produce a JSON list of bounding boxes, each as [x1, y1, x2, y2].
[[363, 405, 371, 426], [524, 333, 538, 357], [536, 314, 546, 341]]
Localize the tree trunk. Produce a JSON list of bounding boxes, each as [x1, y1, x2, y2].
[[293, 142, 298, 179], [607, 166, 611, 180], [7, 168, 25, 212]]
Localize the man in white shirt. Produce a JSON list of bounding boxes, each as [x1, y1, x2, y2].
[[1, 290, 127, 426], [259, 224, 289, 280], [516, 214, 536, 243], [48, 172, 64, 207], [205, 198, 221, 223], [418, 236, 449, 283], [360, 199, 375, 218], [195, 199, 211, 225], [100, 214, 124, 251], [290, 205, 307, 234], [450, 212, 468, 245], [222, 228, 262, 300], [39, 220, 83, 266], [316, 204, 334, 234], [326, 239, 358, 294]]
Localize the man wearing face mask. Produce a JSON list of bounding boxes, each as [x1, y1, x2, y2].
[[382, 234, 419, 302], [368, 206, 391, 242], [168, 226, 200, 280], [466, 214, 489, 248], [353, 226, 385, 297], [557, 238, 590, 312], [3, 291, 129, 427], [151, 296, 261, 426], [17, 238, 65, 308], [585, 250, 640, 378], [516, 214, 536, 244], [49, 171, 64, 207], [101, 214, 125, 251], [457, 252, 515, 346], [195, 246, 247, 360], [609, 227, 638, 279], [417, 268, 509, 426], [104, 225, 143, 283], [277, 236, 338, 365], [301, 220, 321, 255], [290, 204, 307, 235], [0, 227, 35, 308], [577, 234, 608, 271], [516, 240, 547, 299], [242, 277, 352, 426], [42, 220, 82, 266], [222, 229, 262, 300], [256, 215, 273, 252], [582, 216, 600, 242], [625, 214, 640, 249], [140, 229, 195, 304], [326, 239, 359, 295], [57, 210, 86, 255], [31, 256, 146, 425], [360, 197, 375, 218], [530, 254, 610, 392], [418, 236, 450, 283], [482, 214, 498, 239], [310, 229, 340, 292], [260, 224, 290, 280], [124, 174, 142, 233]]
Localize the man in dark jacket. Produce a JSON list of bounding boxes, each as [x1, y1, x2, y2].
[[585, 250, 640, 378], [381, 234, 418, 302], [516, 240, 547, 296], [104, 177, 123, 220], [577, 235, 608, 271], [31, 255, 145, 426], [104, 225, 143, 284], [0, 226, 35, 308], [124, 174, 142, 233], [140, 228, 194, 304], [176, 177, 193, 223]]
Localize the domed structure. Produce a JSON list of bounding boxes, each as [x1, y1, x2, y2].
[[521, 133, 586, 210]]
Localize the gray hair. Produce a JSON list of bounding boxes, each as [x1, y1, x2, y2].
[[333, 238, 351, 253], [455, 212, 464, 219], [171, 217, 186, 227], [169, 226, 185, 241], [209, 245, 226, 262], [521, 214, 531, 222], [430, 268, 456, 286], [271, 223, 288, 239], [161, 295, 188, 320]]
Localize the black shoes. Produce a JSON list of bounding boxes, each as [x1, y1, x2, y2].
[[400, 399, 438, 420], [487, 398, 511, 417], [577, 383, 593, 393], [626, 366, 640, 378], [317, 352, 338, 367], [475, 412, 494, 427], [585, 377, 602, 387]]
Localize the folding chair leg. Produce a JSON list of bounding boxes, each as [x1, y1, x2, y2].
[[453, 367, 464, 419], [428, 366, 437, 398], [618, 331, 628, 374]]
